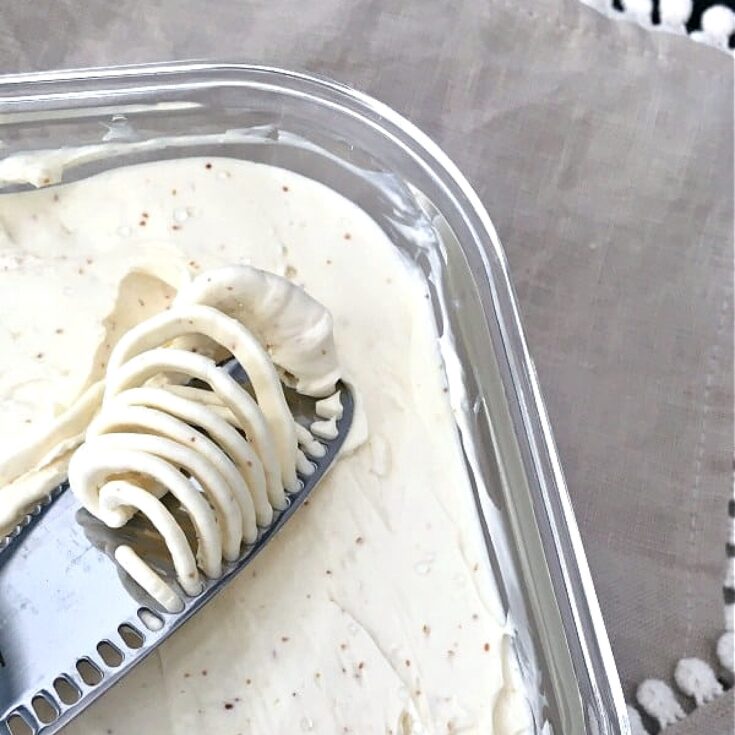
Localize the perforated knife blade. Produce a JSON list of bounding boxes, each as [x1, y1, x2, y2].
[[0, 377, 353, 735]]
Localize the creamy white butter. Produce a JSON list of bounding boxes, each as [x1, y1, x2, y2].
[[0, 157, 528, 733], [69, 265, 344, 612]]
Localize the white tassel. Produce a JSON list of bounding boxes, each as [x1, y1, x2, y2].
[[636, 679, 686, 729], [659, 0, 693, 31], [701, 5, 735, 45], [622, 0, 653, 25], [674, 658, 724, 705], [627, 705, 651, 735], [717, 631, 734, 673], [690, 6, 735, 48]]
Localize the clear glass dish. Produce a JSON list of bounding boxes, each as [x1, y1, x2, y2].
[[0, 62, 629, 734]]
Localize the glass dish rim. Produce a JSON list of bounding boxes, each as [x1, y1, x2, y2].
[[0, 60, 630, 734]]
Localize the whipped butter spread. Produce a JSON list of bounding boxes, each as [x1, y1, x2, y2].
[[69, 265, 344, 613], [0, 157, 531, 734]]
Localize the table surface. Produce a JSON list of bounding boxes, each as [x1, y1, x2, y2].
[[1, 0, 733, 728]]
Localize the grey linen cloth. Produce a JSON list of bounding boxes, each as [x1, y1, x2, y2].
[[0, 0, 732, 731]]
